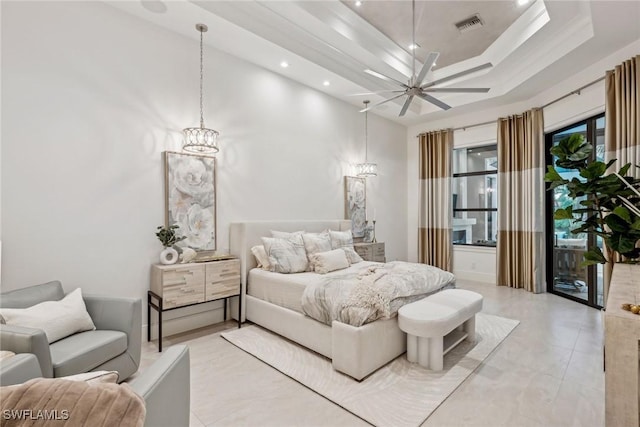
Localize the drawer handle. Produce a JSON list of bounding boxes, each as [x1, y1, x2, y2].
[[165, 281, 187, 287], [181, 288, 196, 294]]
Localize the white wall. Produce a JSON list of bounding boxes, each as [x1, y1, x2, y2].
[[1, 2, 407, 336], [407, 38, 640, 284]]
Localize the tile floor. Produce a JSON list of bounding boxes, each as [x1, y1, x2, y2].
[[140, 280, 605, 427]]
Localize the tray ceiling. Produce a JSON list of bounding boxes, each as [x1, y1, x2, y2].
[[108, 0, 640, 125]]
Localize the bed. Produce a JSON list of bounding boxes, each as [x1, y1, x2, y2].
[[229, 220, 454, 380]]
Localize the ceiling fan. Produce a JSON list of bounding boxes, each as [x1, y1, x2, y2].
[[358, 0, 492, 117]]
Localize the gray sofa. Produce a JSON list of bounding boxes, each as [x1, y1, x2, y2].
[[0, 281, 141, 381], [0, 345, 191, 427]]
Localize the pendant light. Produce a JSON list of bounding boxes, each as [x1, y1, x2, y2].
[[183, 23, 219, 153], [356, 100, 378, 177]]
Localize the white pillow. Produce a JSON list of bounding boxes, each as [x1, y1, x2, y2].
[[271, 230, 304, 239], [342, 247, 364, 264], [60, 370, 120, 384], [302, 232, 332, 269], [251, 245, 271, 270], [262, 236, 308, 274], [0, 288, 96, 343], [309, 249, 350, 274], [328, 230, 363, 264], [0, 351, 15, 362]]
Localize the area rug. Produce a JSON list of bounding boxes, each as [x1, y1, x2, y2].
[[221, 313, 518, 427]]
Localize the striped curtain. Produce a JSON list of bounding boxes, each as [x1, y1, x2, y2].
[[418, 130, 453, 272], [603, 55, 640, 302], [497, 108, 545, 293], [605, 55, 639, 172]]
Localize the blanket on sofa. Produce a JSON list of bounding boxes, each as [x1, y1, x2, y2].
[[301, 261, 456, 326], [0, 378, 145, 427]]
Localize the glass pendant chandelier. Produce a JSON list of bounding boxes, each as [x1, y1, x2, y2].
[[356, 100, 378, 177], [183, 23, 220, 153]]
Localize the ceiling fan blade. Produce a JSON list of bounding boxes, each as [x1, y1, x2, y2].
[[421, 62, 493, 89], [347, 90, 406, 96], [423, 87, 490, 93], [416, 92, 451, 110], [399, 95, 414, 117], [364, 69, 409, 88], [416, 52, 440, 86], [360, 92, 408, 112]]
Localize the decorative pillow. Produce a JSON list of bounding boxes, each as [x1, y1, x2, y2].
[[271, 230, 304, 239], [342, 247, 364, 264], [309, 249, 350, 274], [60, 370, 120, 384], [262, 236, 308, 274], [0, 288, 96, 343], [302, 232, 332, 269], [251, 245, 271, 270], [0, 351, 15, 362], [328, 230, 363, 264]]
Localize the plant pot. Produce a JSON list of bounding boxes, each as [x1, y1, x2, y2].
[[160, 247, 179, 265]]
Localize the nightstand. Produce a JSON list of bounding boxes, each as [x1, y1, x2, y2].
[[148, 257, 241, 351], [354, 242, 386, 262]]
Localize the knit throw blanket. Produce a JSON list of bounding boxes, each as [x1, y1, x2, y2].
[[301, 261, 456, 326], [0, 378, 145, 427]]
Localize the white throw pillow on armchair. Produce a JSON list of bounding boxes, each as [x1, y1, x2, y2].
[[0, 288, 96, 343]]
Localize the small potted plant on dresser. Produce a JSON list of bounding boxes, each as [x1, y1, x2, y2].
[[155, 225, 186, 265]]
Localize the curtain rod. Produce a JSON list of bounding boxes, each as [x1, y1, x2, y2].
[[417, 75, 606, 135]]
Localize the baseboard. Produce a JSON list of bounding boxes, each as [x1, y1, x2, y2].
[[454, 270, 496, 284]]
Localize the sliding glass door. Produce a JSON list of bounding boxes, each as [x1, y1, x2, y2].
[[545, 114, 605, 308]]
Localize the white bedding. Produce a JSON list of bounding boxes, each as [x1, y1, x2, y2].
[[248, 262, 381, 314]]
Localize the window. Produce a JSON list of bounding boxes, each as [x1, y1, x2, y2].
[[452, 145, 498, 247], [546, 113, 605, 308]]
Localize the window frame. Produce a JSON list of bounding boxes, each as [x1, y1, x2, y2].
[[452, 144, 498, 247]]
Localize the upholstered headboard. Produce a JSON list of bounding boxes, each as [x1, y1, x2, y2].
[[229, 220, 351, 321]]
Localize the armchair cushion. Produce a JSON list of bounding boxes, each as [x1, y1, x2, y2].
[[0, 288, 95, 343], [50, 330, 127, 377]]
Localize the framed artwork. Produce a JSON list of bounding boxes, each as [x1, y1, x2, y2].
[[164, 151, 216, 252], [344, 176, 367, 239]]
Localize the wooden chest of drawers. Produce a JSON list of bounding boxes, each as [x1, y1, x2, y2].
[[354, 242, 386, 262], [150, 259, 240, 309], [149, 258, 241, 351]]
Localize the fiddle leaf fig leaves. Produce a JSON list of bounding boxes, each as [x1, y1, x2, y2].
[[582, 246, 607, 267], [546, 133, 640, 264]]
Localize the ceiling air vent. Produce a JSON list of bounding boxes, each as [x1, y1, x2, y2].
[[455, 14, 484, 33]]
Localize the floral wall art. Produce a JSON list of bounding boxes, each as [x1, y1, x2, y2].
[[344, 176, 366, 239], [164, 151, 216, 251]]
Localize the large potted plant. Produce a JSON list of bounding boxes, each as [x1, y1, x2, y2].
[[545, 134, 640, 274]]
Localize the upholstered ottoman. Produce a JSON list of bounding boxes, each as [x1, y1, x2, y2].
[[398, 289, 483, 371]]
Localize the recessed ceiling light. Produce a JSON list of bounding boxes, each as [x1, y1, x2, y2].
[[141, 0, 167, 14], [517, 0, 530, 6], [355, 1, 363, 6], [323, 81, 330, 86], [280, 61, 289, 68], [409, 43, 420, 50]]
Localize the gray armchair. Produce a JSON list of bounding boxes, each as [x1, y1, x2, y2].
[[0, 281, 141, 382], [0, 345, 191, 427]]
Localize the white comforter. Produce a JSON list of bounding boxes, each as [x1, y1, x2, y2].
[[301, 261, 455, 327]]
